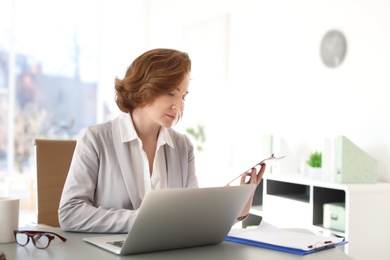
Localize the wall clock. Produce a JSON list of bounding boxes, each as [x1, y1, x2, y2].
[[320, 30, 347, 68]]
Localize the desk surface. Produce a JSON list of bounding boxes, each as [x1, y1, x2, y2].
[[0, 226, 353, 260]]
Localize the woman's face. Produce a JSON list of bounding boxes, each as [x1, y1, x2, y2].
[[143, 75, 189, 128]]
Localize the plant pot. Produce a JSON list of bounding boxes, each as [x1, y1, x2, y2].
[[308, 167, 323, 180]]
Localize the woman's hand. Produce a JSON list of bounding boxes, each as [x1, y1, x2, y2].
[[237, 163, 266, 220]]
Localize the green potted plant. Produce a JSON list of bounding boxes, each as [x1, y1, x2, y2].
[[307, 151, 322, 168], [307, 151, 322, 180]]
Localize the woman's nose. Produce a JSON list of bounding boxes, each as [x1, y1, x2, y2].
[[173, 98, 184, 113]]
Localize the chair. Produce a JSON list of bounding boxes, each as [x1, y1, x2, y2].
[[34, 139, 76, 227]]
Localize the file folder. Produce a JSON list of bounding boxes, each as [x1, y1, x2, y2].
[[226, 222, 347, 255]]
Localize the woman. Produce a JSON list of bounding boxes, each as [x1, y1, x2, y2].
[[58, 48, 265, 233]]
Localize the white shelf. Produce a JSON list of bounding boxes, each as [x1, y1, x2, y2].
[[249, 205, 263, 216], [250, 175, 390, 260]]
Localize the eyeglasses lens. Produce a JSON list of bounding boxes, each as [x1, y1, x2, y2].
[[33, 234, 50, 249], [15, 233, 29, 246]]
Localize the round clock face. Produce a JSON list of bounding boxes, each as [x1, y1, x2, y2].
[[320, 30, 347, 68]]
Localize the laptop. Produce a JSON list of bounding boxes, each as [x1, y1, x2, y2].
[[83, 184, 256, 255]]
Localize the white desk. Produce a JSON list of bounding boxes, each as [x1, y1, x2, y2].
[[0, 226, 353, 260]]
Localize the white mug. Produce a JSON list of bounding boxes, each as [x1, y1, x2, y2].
[[0, 197, 20, 243]]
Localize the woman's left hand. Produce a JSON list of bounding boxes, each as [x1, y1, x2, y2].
[[238, 163, 266, 220]]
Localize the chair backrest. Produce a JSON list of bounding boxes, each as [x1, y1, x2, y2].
[[34, 139, 76, 227]]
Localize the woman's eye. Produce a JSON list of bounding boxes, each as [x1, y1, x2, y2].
[[168, 92, 174, 97]]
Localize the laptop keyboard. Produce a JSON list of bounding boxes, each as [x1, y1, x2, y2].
[[107, 240, 124, 248]]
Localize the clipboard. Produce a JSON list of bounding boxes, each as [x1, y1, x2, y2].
[[225, 222, 347, 255]]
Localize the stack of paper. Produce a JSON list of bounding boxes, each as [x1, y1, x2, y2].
[[226, 222, 347, 255]]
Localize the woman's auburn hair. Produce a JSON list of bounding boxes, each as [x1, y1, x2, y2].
[[115, 48, 191, 113]]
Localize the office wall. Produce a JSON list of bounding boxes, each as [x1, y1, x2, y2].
[[146, 0, 390, 184]]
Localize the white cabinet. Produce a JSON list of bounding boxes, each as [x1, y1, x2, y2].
[[247, 174, 390, 260]]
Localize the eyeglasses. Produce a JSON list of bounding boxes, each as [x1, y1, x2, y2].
[[14, 230, 67, 249]]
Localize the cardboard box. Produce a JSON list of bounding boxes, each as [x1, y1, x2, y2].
[[323, 202, 345, 232]]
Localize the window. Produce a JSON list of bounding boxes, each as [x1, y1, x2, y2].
[[0, 0, 146, 224]]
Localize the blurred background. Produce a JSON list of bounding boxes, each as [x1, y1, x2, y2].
[[1, 0, 390, 224]]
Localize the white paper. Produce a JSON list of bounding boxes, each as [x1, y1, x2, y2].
[[228, 221, 344, 251]]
